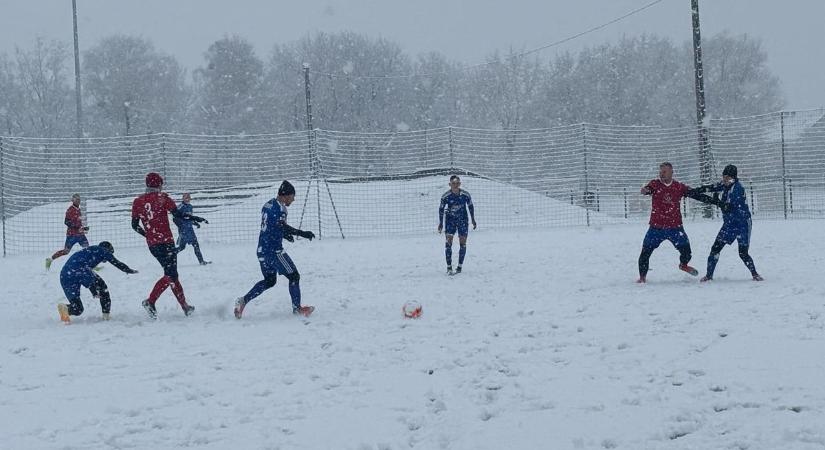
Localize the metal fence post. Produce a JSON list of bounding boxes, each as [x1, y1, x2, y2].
[[779, 111, 788, 220], [161, 133, 167, 179], [623, 187, 628, 219], [788, 178, 794, 215], [0, 136, 6, 257], [448, 126, 455, 170], [582, 123, 590, 227]]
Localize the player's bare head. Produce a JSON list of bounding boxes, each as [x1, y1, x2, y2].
[[71, 193, 81, 205], [278, 180, 296, 206], [659, 162, 673, 182], [182, 193, 191, 203], [449, 175, 461, 189]]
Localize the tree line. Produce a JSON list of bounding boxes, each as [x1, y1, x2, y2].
[[0, 31, 783, 137]]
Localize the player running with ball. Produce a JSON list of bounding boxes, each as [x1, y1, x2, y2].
[[234, 181, 316, 319]]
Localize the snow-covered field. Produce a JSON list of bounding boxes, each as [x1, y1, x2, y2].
[[1, 220, 824, 449]]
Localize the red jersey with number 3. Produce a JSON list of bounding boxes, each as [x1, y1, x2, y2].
[[645, 179, 689, 229], [132, 191, 177, 246]]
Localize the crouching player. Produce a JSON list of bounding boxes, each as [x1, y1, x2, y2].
[[57, 241, 138, 323]]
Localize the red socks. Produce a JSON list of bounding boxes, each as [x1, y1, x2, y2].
[[147, 276, 188, 308]]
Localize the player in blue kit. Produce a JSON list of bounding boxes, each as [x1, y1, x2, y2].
[[234, 181, 316, 319], [174, 193, 210, 265], [691, 165, 763, 282], [56, 241, 138, 323], [438, 175, 477, 275]]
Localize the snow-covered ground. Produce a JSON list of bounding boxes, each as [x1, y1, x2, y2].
[[1, 220, 824, 449]]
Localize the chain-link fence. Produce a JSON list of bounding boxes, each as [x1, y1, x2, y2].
[[1, 109, 823, 256]]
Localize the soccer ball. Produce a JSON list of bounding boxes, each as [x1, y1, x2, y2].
[[402, 301, 422, 319]]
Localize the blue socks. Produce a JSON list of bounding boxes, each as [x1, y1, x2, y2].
[[289, 281, 301, 310]]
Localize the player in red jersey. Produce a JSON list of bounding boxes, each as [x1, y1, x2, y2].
[[46, 193, 89, 269], [132, 172, 206, 318], [637, 162, 706, 283]]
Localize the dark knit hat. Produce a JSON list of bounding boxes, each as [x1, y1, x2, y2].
[[722, 164, 738, 179], [278, 180, 296, 196], [99, 241, 114, 253]]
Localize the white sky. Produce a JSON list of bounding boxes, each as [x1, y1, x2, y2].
[[1, 0, 823, 110]]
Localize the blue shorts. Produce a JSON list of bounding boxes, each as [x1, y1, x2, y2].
[[258, 251, 298, 278], [444, 218, 469, 237], [60, 267, 96, 300], [177, 231, 198, 246], [642, 226, 690, 250], [716, 219, 751, 246], [64, 235, 89, 250]]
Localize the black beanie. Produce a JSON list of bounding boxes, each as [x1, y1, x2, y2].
[[99, 241, 114, 253], [722, 164, 738, 179], [278, 180, 296, 196]]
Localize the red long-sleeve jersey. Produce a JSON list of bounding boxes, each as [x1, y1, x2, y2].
[[65, 205, 84, 236], [645, 179, 689, 229], [132, 191, 177, 246]]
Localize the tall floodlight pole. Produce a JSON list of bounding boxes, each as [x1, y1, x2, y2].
[[72, 0, 83, 138], [691, 0, 713, 217]]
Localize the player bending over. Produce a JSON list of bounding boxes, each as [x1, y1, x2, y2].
[[57, 241, 138, 323]]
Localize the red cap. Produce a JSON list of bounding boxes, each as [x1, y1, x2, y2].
[[145, 172, 164, 188]]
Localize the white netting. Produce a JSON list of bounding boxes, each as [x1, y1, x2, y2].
[[1, 108, 824, 256]]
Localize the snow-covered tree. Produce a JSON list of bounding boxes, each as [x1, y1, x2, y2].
[[12, 38, 74, 137], [83, 35, 188, 136], [193, 35, 267, 134]]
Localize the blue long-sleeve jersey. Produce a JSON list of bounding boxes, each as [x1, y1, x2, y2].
[[439, 189, 475, 225], [257, 198, 289, 255], [174, 203, 196, 236], [710, 180, 751, 225], [61, 245, 132, 275]]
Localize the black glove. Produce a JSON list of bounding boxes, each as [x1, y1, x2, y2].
[[299, 230, 315, 241], [82, 226, 90, 232], [284, 234, 295, 242]]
